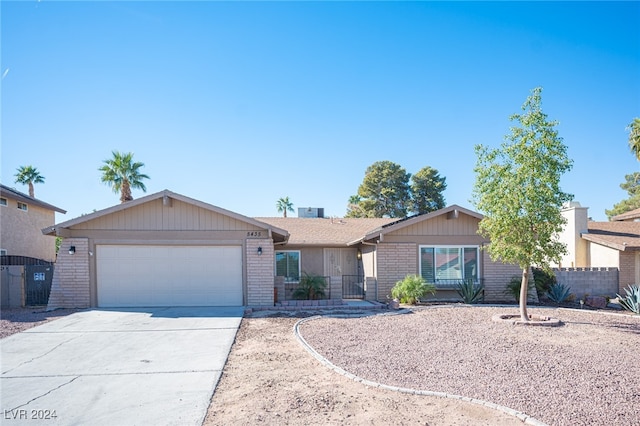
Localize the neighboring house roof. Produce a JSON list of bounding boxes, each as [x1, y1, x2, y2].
[[42, 189, 289, 242], [0, 184, 66, 214], [350, 204, 483, 245], [256, 217, 395, 246], [611, 207, 640, 222], [582, 221, 640, 251]]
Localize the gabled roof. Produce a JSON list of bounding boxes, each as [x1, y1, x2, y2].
[[349, 204, 483, 245], [582, 221, 640, 251], [0, 184, 66, 214], [255, 217, 395, 246], [611, 207, 640, 222], [43, 189, 289, 241]]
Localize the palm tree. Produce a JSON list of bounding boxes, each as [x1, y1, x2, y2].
[[14, 165, 45, 197], [276, 196, 294, 217], [628, 118, 640, 161], [99, 151, 150, 203]]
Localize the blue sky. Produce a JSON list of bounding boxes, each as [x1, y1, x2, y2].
[[2, 1, 639, 222]]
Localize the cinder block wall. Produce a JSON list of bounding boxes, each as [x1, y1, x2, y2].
[[376, 243, 417, 302], [246, 239, 274, 306], [553, 267, 620, 299], [47, 238, 90, 310]]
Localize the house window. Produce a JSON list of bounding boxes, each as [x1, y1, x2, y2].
[[420, 246, 479, 283], [0, 249, 7, 256], [0, 198, 7, 206], [17, 202, 28, 211], [275, 251, 300, 283]]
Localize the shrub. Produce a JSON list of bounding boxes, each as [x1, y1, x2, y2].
[[504, 276, 535, 302], [617, 284, 640, 315], [545, 282, 573, 304], [532, 267, 557, 299], [456, 278, 484, 304], [292, 273, 327, 300], [391, 274, 436, 305]]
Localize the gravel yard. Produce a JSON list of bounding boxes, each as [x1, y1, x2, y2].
[[298, 306, 640, 426]]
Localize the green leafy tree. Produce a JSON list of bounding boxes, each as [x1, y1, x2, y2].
[[410, 166, 446, 215], [99, 151, 149, 203], [276, 196, 294, 217], [473, 87, 573, 321], [606, 172, 640, 219], [14, 165, 45, 197], [345, 194, 365, 218], [356, 161, 411, 218], [627, 117, 640, 161]]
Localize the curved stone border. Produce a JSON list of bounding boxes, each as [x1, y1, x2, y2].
[[293, 310, 549, 426]]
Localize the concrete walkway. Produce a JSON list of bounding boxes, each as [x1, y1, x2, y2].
[[1, 307, 243, 425]]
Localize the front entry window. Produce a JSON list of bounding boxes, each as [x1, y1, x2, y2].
[[275, 251, 300, 283]]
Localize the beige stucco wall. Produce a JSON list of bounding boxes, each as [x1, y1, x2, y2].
[[557, 203, 589, 268], [0, 200, 57, 261], [588, 242, 620, 267]]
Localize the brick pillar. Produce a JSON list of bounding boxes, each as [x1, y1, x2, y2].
[[246, 239, 274, 307], [47, 238, 90, 310]]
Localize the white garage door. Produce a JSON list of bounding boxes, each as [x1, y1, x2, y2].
[[96, 245, 243, 307]]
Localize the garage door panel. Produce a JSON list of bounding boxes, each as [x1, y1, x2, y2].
[[97, 245, 242, 307]]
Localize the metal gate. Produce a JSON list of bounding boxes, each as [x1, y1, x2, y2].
[[342, 275, 365, 299], [25, 265, 54, 306]]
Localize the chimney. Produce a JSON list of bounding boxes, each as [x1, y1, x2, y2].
[[559, 202, 589, 267]]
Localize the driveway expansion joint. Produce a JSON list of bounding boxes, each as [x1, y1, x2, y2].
[[293, 311, 549, 426]]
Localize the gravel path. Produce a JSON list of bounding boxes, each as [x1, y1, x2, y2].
[[298, 306, 640, 426]]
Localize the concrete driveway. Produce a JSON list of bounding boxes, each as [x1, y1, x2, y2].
[[1, 307, 243, 425]]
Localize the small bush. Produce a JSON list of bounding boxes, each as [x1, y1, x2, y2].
[[292, 273, 327, 300], [617, 284, 640, 315], [456, 278, 484, 304], [504, 276, 535, 302], [545, 282, 573, 304], [391, 274, 436, 305]]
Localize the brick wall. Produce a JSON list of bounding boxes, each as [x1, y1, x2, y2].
[[618, 252, 635, 294], [553, 267, 619, 299], [376, 243, 417, 302], [246, 239, 274, 306], [483, 258, 537, 303], [47, 238, 90, 310]]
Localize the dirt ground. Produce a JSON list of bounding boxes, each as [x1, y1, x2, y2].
[[204, 312, 524, 426]]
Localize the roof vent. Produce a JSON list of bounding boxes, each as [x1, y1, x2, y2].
[[298, 207, 324, 218]]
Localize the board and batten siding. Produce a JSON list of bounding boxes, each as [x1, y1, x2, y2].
[[385, 213, 481, 238], [71, 198, 263, 232]]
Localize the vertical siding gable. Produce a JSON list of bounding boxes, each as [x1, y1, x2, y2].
[[385, 213, 480, 237], [72, 198, 261, 231]]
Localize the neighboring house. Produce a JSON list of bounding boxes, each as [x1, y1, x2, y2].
[[0, 183, 66, 262], [44, 189, 524, 310], [612, 207, 640, 222], [557, 202, 640, 293]]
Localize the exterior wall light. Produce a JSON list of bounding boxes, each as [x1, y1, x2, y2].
[[257, 247, 263, 256], [357, 249, 362, 260], [69, 246, 76, 255]]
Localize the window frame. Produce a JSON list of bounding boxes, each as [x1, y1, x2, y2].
[[17, 201, 28, 211], [419, 245, 480, 284], [274, 250, 301, 283], [0, 198, 7, 207]]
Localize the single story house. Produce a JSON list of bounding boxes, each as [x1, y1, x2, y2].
[[44, 189, 524, 309], [1, 183, 66, 262], [556, 202, 640, 293]]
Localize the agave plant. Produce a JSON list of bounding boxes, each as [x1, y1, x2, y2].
[[617, 284, 640, 315], [456, 278, 484, 304], [545, 283, 573, 304]]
